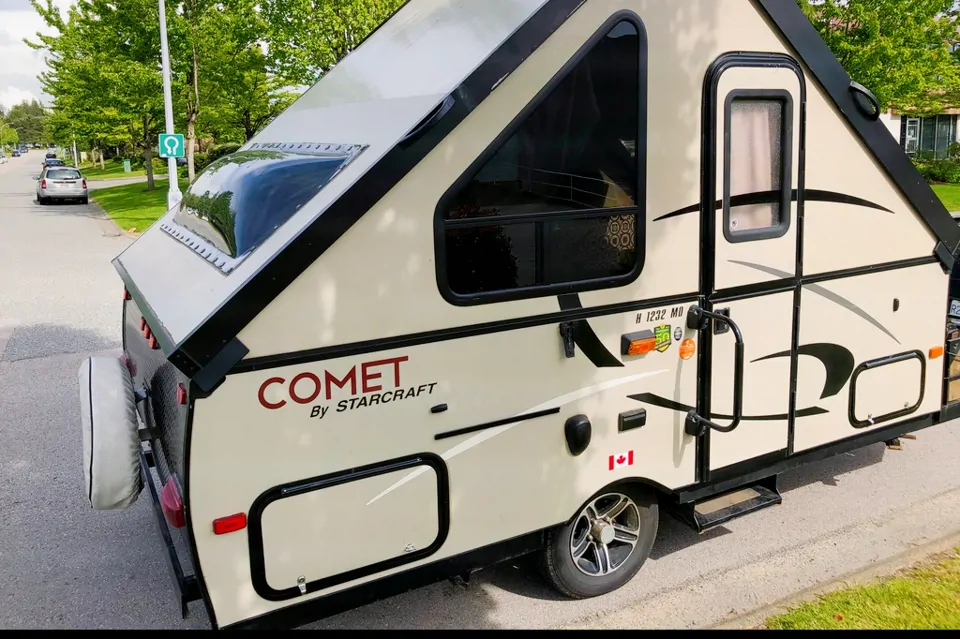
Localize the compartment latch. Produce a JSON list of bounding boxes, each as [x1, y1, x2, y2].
[[297, 576, 307, 595]]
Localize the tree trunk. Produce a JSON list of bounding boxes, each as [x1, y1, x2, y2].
[[143, 116, 155, 191], [186, 28, 200, 183], [98, 146, 105, 170]]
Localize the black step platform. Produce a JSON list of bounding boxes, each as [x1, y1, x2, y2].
[[669, 475, 782, 533]]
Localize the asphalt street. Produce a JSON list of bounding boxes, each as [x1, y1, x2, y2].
[[1, 154, 959, 630]]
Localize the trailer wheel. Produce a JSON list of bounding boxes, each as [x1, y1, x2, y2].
[[539, 484, 658, 599]]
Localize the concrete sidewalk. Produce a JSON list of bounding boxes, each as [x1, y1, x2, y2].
[[562, 486, 960, 630]]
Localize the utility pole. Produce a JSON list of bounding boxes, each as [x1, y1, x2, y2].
[[158, 0, 182, 210], [72, 134, 78, 167]]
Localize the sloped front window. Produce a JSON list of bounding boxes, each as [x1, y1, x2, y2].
[[437, 16, 645, 302], [168, 145, 364, 266]]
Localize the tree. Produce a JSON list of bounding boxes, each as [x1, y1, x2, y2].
[[28, 0, 167, 190], [260, 0, 406, 86], [4, 100, 48, 145], [799, 0, 960, 114], [0, 118, 20, 150]]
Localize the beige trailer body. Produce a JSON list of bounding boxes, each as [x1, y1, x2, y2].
[[83, 0, 960, 630]]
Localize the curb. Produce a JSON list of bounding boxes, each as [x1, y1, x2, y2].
[[707, 529, 960, 630]]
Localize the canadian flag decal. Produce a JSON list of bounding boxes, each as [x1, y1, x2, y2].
[[609, 451, 634, 470]]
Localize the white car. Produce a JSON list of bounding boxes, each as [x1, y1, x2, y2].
[[35, 165, 88, 205]]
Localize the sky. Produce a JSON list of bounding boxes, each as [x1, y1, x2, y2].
[[0, 0, 74, 112]]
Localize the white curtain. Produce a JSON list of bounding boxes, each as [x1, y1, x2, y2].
[[728, 99, 783, 232]]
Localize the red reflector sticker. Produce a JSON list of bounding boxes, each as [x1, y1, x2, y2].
[[177, 383, 187, 405], [213, 513, 247, 535]]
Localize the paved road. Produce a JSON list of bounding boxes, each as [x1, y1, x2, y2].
[[1, 153, 959, 630]]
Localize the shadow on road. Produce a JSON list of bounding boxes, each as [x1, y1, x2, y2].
[[0, 323, 118, 363]]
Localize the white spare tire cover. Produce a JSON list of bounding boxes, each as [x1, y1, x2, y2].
[[78, 356, 143, 509]]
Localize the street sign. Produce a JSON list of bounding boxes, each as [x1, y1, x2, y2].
[[158, 133, 185, 159]]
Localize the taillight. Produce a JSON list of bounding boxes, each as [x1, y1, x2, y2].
[[82, 179, 87, 189], [160, 478, 186, 528], [123, 288, 131, 301], [40, 179, 46, 189], [176, 383, 187, 405]]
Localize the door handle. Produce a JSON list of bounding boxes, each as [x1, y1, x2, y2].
[[684, 305, 745, 437]]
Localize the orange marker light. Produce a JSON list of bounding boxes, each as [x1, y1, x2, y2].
[[626, 337, 658, 355], [929, 346, 944, 359], [621, 330, 657, 356]]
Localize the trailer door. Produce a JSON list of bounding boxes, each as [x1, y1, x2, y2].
[[695, 55, 805, 476]]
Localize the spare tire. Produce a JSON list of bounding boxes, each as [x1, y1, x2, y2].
[[78, 356, 143, 509]]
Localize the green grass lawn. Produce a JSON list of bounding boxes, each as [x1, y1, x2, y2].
[[79, 162, 148, 180], [932, 184, 960, 212], [765, 547, 960, 630], [92, 179, 170, 233]]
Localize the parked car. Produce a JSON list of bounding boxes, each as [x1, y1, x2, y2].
[[35, 166, 88, 205], [0, 155, 6, 164], [12, 150, 20, 157]]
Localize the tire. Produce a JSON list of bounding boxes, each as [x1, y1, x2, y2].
[[539, 483, 658, 599], [78, 355, 143, 510], [81, 196, 89, 205]]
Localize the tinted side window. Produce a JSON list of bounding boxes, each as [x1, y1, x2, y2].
[[438, 17, 644, 302]]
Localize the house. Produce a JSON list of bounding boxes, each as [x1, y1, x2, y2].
[[880, 108, 960, 159]]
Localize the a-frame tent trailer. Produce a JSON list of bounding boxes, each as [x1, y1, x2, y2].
[[78, 0, 960, 629]]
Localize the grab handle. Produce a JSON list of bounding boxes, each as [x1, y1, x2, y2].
[[398, 95, 455, 148], [684, 305, 745, 437]]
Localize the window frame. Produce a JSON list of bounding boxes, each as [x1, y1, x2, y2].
[[721, 88, 794, 245], [433, 10, 648, 306]]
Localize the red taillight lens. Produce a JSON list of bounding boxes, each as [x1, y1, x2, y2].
[[82, 179, 87, 189], [160, 478, 185, 528], [123, 288, 131, 301], [176, 383, 187, 405], [139, 317, 147, 331], [148, 335, 159, 350], [212, 513, 247, 535], [40, 179, 46, 189]]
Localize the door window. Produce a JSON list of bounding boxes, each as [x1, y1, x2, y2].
[[723, 90, 793, 243]]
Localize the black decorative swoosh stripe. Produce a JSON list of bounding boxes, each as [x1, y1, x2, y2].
[[653, 189, 894, 222], [752, 343, 855, 400], [557, 294, 624, 368], [628, 392, 829, 421]]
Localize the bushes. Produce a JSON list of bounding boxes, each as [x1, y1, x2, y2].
[[911, 143, 960, 184], [206, 143, 241, 164], [913, 157, 960, 184]]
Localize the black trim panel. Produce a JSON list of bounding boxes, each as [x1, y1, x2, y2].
[[247, 453, 450, 602], [848, 350, 926, 428], [435, 407, 561, 441], [755, 0, 960, 259], [433, 10, 649, 307], [232, 292, 698, 374], [753, 342, 855, 400]]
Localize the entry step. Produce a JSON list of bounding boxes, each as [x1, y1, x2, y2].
[[672, 477, 782, 533]]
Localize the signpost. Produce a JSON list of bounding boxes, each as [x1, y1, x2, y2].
[[158, 133, 185, 159], [158, 0, 182, 210]]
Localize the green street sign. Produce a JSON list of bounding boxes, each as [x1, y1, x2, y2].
[[158, 133, 185, 158]]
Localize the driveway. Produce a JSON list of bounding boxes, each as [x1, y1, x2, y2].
[[0, 154, 958, 629]]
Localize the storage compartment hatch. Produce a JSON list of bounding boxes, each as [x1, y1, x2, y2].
[[249, 454, 448, 601]]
